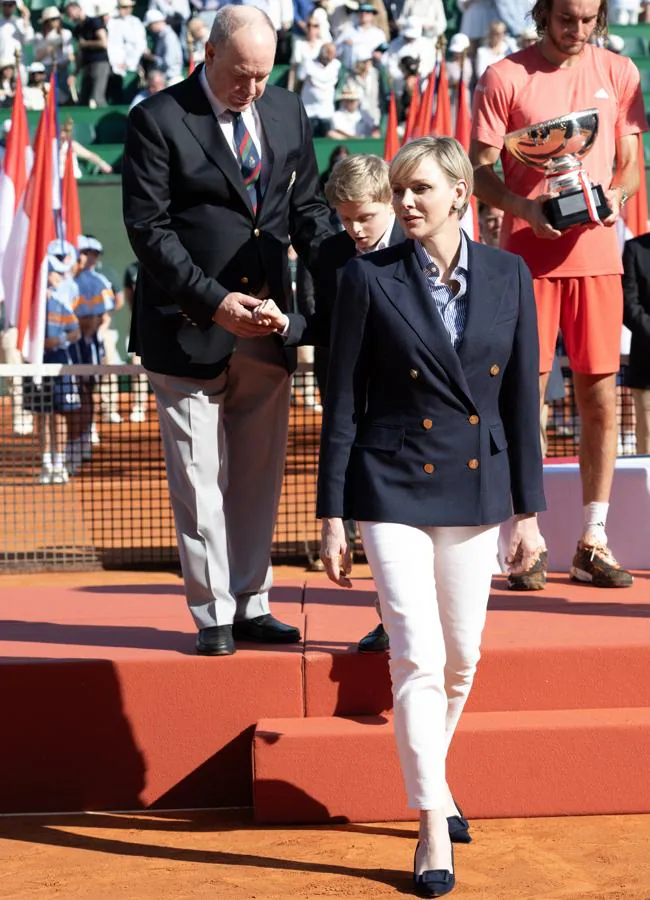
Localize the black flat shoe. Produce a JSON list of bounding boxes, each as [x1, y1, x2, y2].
[[447, 799, 471, 844], [357, 622, 390, 653], [232, 614, 301, 644], [196, 625, 235, 656], [413, 842, 455, 897]]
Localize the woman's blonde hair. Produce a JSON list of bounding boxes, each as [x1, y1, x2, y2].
[[325, 154, 392, 207], [389, 136, 474, 219]]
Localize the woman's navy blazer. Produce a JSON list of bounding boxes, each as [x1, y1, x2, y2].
[[316, 236, 547, 526]]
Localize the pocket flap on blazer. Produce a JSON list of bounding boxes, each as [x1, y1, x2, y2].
[[355, 423, 405, 452], [489, 422, 508, 452]]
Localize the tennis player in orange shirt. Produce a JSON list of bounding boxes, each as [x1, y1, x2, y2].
[[469, 0, 646, 590]]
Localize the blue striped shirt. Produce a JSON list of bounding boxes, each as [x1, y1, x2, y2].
[[414, 232, 469, 350]]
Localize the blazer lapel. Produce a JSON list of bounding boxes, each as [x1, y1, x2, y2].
[[181, 68, 253, 216], [377, 243, 473, 402], [457, 240, 512, 404]]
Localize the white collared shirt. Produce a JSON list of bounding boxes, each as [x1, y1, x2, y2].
[[356, 214, 395, 255], [199, 65, 266, 174]]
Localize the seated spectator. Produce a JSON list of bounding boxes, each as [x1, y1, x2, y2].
[[24, 61, 49, 110], [299, 42, 341, 136], [335, 3, 385, 72], [0, 0, 33, 62], [348, 52, 381, 126], [141, 9, 184, 83], [59, 117, 113, 176], [328, 83, 380, 138], [447, 31, 473, 89], [399, 0, 446, 39], [292, 0, 313, 37], [190, 0, 219, 30], [65, 0, 111, 108], [310, 0, 332, 41], [34, 7, 76, 105], [147, 0, 191, 38], [266, 0, 294, 63], [386, 16, 434, 91], [187, 16, 208, 63], [107, 0, 147, 89], [458, 0, 499, 53], [609, 0, 641, 24], [129, 66, 167, 107], [0, 55, 15, 107], [475, 19, 517, 79], [518, 24, 538, 49], [396, 53, 419, 122], [288, 13, 323, 90]]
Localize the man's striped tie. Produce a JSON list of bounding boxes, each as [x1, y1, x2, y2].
[[230, 110, 262, 214]]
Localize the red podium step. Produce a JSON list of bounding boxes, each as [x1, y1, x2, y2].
[[253, 708, 650, 823]]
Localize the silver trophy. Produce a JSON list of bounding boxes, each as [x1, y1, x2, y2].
[[504, 108, 611, 230]]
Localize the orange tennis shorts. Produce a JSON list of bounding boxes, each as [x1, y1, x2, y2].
[[533, 274, 623, 375]]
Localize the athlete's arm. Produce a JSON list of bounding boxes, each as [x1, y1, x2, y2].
[[469, 139, 562, 240]]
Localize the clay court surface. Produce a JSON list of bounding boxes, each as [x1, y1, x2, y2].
[[1, 809, 650, 898]]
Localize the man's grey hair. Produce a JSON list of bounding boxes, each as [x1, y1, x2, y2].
[[209, 4, 277, 47]]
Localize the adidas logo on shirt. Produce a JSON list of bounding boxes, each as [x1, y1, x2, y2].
[[594, 88, 610, 99]]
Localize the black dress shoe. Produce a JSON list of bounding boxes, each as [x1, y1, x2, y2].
[[196, 625, 235, 656], [357, 622, 390, 653], [232, 614, 301, 644], [413, 843, 456, 897], [447, 800, 471, 844]]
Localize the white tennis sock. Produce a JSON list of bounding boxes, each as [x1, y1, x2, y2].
[[583, 502, 609, 545]]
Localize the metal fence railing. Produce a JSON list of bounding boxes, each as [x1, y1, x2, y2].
[[0, 361, 641, 572]]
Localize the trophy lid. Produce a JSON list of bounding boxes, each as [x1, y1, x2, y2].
[[504, 108, 600, 172]]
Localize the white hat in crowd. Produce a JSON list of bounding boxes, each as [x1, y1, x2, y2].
[[28, 61, 47, 74], [448, 32, 471, 54], [143, 8, 165, 25], [0, 57, 16, 68], [39, 5, 62, 23], [402, 16, 422, 39], [78, 235, 104, 253], [339, 85, 360, 101], [47, 239, 77, 273]]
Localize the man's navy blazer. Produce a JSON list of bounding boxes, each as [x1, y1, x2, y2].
[[316, 237, 546, 526], [122, 66, 333, 379], [623, 233, 650, 390]]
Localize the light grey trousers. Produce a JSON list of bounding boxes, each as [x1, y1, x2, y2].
[[148, 337, 292, 629]]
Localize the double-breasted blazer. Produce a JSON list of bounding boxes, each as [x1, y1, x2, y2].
[[121, 66, 333, 380], [316, 236, 546, 526]]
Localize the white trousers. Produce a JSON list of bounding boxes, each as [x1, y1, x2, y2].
[[359, 521, 500, 810]]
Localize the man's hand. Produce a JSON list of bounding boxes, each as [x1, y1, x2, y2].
[[522, 194, 563, 240], [506, 514, 546, 575], [212, 292, 278, 337], [252, 298, 289, 333], [320, 517, 352, 588], [600, 187, 622, 227]]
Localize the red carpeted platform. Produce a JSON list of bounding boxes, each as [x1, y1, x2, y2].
[[0, 584, 304, 814], [2, 572, 650, 819]]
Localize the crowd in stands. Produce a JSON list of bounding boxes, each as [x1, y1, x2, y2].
[[0, 0, 645, 128]]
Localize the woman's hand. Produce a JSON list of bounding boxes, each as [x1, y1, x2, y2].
[[506, 513, 546, 575], [320, 517, 352, 587]]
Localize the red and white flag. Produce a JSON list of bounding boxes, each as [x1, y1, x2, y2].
[[62, 137, 82, 248], [13, 78, 58, 362], [0, 74, 32, 307]]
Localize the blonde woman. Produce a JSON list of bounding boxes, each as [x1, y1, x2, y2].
[[318, 137, 546, 896]]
